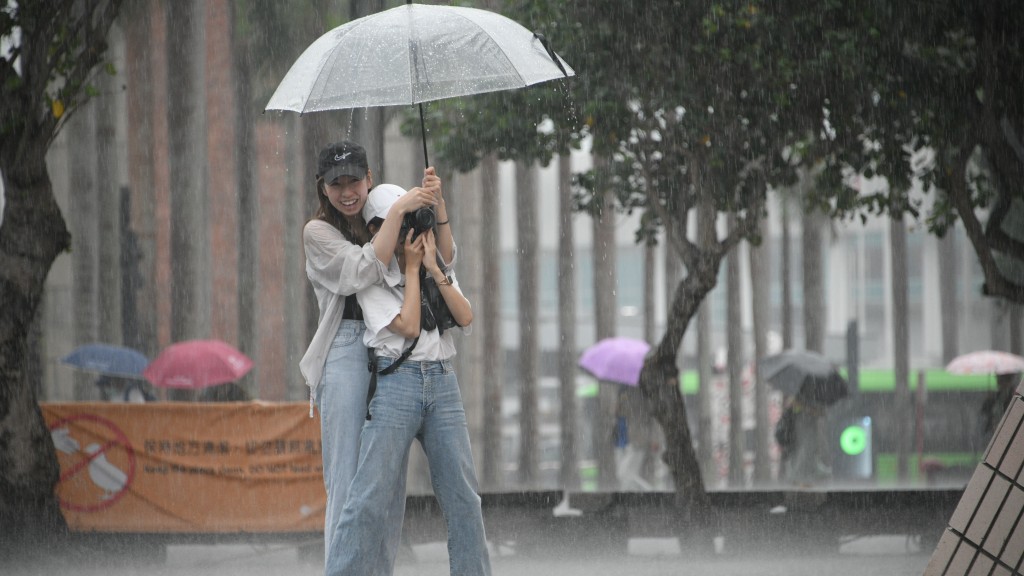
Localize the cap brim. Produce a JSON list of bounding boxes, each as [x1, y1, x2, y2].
[[321, 164, 367, 184]]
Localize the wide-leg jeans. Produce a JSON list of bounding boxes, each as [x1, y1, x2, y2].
[[327, 357, 491, 576], [317, 320, 407, 573]]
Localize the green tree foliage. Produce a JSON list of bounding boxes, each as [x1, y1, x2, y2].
[[420, 0, 1023, 523], [805, 0, 1024, 301]]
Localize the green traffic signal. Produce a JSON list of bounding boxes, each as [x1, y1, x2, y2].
[[840, 424, 868, 456]]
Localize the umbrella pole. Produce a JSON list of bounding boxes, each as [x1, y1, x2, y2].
[[418, 103, 429, 168]]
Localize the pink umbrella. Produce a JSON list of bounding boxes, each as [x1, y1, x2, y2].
[[143, 339, 253, 389], [945, 350, 1024, 376], [578, 337, 650, 386]]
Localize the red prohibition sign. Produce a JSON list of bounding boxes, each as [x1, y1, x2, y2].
[[48, 413, 136, 512]]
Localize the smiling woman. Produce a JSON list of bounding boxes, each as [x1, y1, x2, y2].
[[299, 139, 449, 570]]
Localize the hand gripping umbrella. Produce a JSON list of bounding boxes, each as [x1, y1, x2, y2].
[[265, 1, 575, 168]]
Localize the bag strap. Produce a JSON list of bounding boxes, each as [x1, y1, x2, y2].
[[379, 337, 418, 375], [365, 337, 419, 420]]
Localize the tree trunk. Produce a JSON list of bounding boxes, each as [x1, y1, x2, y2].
[[67, 103, 100, 400], [480, 155, 503, 489], [749, 234, 773, 483], [166, 0, 209, 347], [234, 4, 259, 397], [450, 165, 485, 484], [516, 161, 539, 486], [0, 160, 72, 564], [726, 218, 745, 487], [124, 1, 158, 355], [1012, 305, 1022, 355], [696, 199, 715, 483], [639, 259, 719, 526], [592, 155, 619, 491], [636, 159, 720, 540], [664, 221, 681, 323], [802, 206, 825, 353], [890, 215, 911, 481], [938, 228, 959, 364], [781, 195, 794, 350], [557, 154, 579, 491], [96, 60, 123, 345]]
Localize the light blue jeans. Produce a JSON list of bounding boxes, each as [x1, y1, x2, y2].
[[317, 321, 407, 573], [327, 357, 491, 576]]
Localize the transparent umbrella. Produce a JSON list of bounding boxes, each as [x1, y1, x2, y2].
[[265, 1, 575, 166]]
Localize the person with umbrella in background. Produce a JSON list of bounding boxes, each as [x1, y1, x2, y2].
[[761, 350, 848, 486], [61, 343, 156, 402], [95, 375, 156, 403], [945, 350, 1024, 437], [982, 372, 1024, 435], [776, 394, 832, 486], [299, 140, 446, 573]]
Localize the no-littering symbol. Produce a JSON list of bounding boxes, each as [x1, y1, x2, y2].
[[49, 413, 136, 512]]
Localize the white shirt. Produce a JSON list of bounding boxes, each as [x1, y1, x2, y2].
[[358, 257, 470, 362], [299, 219, 399, 395]]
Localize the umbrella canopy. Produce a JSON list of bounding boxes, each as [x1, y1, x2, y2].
[[60, 343, 149, 379], [143, 339, 253, 390], [578, 337, 650, 387], [266, 3, 574, 112], [759, 349, 849, 405], [946, 350, 1024, 375], [265, 2, 574, 165]]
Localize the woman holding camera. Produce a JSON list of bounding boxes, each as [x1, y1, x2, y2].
[[300, 140, 452, 573], [327, 184, 489, 576]]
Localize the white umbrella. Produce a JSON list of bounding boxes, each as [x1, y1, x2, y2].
[[265, 2, 575, 166]]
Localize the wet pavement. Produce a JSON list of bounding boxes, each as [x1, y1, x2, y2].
[[16, 535, 931, 576]]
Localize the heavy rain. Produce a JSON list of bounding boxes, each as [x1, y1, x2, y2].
[[1, 1, 1023, 576]]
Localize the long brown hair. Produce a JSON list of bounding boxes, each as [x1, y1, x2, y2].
[[312, 177, 370, 245]]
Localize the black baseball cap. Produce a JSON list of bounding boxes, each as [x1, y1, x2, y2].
[[316, 141, 368, 184]]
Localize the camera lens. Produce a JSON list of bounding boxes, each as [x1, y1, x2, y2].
[[414, 207, 435, 230]]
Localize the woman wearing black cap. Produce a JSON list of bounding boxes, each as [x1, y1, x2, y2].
[[300, 140, 451, 572]]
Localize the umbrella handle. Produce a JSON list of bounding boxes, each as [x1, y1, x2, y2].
[[418, 102, 429, 169]]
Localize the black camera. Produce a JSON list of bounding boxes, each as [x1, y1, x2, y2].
[[400, 207, 436, 240]]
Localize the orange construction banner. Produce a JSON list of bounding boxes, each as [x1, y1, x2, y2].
[[41, 402, 326, 534]]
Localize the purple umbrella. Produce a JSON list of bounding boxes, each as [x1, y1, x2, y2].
[[578, 337, 651, 386]]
